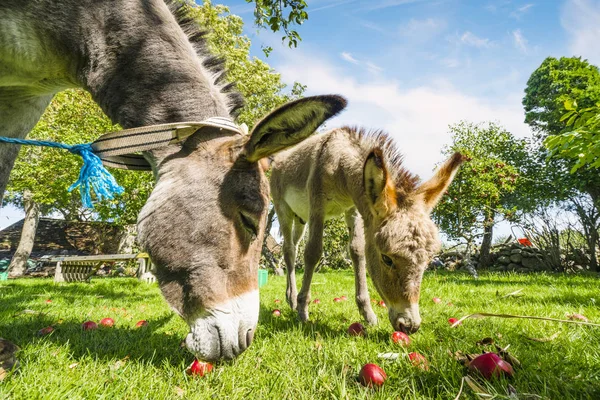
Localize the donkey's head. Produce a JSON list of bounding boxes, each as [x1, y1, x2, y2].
[[362, 150, 464, 334], [137, 96, 346, 361]]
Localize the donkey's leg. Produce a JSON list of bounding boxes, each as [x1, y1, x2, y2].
[[276, 202, 300, 310], [0, 94, 53, 204], [297, 207, 324, 322], [345, 208, 377, 325]]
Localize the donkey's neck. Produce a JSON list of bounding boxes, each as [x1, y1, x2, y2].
[[76, 0, 234, 128]]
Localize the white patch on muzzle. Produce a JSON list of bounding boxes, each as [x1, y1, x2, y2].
[[185, 290, 259, 362]]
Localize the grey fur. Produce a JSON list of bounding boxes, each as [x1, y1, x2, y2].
[[0, 0, 347, 361]]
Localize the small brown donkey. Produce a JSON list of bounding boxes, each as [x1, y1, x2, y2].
[[0, 0, 346, 361], [270, 127, 463, 333]]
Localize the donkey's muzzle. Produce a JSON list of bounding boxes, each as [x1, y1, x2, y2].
[[388, 302, 421, 335], [185, 290, 259, 362]]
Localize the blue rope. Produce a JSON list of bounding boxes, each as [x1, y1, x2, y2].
[[0, 137, 124, 208]]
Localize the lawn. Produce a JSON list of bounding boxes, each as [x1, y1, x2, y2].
[[1, 271, 599, 399]]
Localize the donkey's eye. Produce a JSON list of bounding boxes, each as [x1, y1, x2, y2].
[[381, 254, 394, 267], [239, 213, 258, 239]]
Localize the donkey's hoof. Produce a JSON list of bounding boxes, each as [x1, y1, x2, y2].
[[297, 310, 310, 323], [364, 313, 378, 326]]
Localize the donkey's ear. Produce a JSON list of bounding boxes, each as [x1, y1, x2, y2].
[[364, 149, 397, 218], [241, 95, 347, 162], [415, 152, 465, 213]]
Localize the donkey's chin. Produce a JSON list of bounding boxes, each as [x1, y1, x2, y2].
[[388, 302, 421, 335], [185, 290, 259, 362]]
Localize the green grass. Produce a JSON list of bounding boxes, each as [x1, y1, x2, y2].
[[1, 271, 599, 399]]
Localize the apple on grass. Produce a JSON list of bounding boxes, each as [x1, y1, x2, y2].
[[82, 321, 98, 330], [468, 353, 514, 380], [334, 298, 342, 303], [312, 299, 321, 304], [408, 352, 429, 370], [448, 318, 461, 326], [100, 318, 114, 327], [391, 331, 410, 346], [358, 363, 387, 387], [432, 297, 442, 304], [272, 309, 281, 317], [135, 320, 148, 328], [186, 359, 213, 377], [347, 322, 366, 336], [37, 326, 54, 336]]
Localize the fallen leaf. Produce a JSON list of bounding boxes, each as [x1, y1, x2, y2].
[[567, 313, 588, 322], [174, 387, 185, 397], [464, 376, 492, 397], [476, 337, 494, 346], [68, 363, 79, 369], [525, 332, 560, 343], [495, 345, 521, 368], [0, 368, 6, 381], [377, 352, 400, 360]]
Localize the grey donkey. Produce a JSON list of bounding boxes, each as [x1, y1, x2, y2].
[[0, 0, 346, 361], [270, 127, 463, 333]]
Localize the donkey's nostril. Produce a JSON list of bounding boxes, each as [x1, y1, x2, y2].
[[397, 319, 420, 335], [246, 329, 255, 347]]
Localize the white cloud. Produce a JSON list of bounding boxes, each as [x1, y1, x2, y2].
[[340, 52, 383, 74], [275, 50, 530, 179], [561, 0, 600, 65], [512, 29, 528, 53], [341, 52, 359, 64], [366, 62, 383, 73], [441, 57, 460, 68], [510, 3, 534, 19], [459, 31, 491, 48], [400, 18, 446, 38]]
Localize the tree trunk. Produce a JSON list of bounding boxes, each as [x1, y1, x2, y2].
[[589, 228, 599, 272], [261, 205, 283, 275], [479, 212, 494, 268], [8, 191, 40, 278]]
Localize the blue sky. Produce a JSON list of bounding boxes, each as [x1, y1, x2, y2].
[[1, 0, 599, 236]]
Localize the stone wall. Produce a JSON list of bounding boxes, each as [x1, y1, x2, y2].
[[433, 242, 592, 273]]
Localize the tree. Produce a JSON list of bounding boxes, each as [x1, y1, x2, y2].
[[523, 57, 600, 138], [4, 1, 306, 276], [433, 121, 531, 268], [523, 56, 600, 271], [545, 101, 600, 172], [246, 0, 308, 55]]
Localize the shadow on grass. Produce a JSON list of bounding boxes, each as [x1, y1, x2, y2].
[[0, 313, 192, 367]]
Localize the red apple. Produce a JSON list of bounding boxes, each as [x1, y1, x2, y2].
[[82, 321, 98, 330], [135, 320, 148, 328], [340, 295, 348, 301], [378, 300, 386, 308], [100, 318, 115, 327], [37, 326, 54, 336], [274, 299, 281, 304], [468, 353, 514, 380], [448, 318, 461, 326], [272, 309, 281, 317], [186, 359, 213, 377], [334, 297, 342, 302], [358, 363, 387, 387], [312, 299, 321, 304], [408, 352, 429, 370], [391, 331, 410, 346], [45, 299, 52, 304], [432, 297, 442, 304], [347, 322, 366, 336]]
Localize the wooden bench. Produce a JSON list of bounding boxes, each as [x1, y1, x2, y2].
[[51, 253, 155, 283]]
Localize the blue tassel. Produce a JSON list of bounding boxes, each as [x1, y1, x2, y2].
[[0, 136, 124, 208], [67, 144, 124, 208]]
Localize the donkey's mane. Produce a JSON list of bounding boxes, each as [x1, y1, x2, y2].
[[343, 126, 420, 194], [165, 0, 244, 116]]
